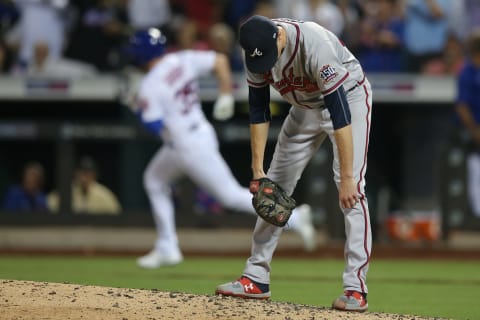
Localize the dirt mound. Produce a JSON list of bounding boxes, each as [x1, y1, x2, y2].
[[0, 279, 440, 320]]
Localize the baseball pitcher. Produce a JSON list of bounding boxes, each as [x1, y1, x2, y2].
[[215, 15, 373, 312]]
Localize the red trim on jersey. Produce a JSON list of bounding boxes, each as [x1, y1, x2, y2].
[[276, 21, 313, 109], [279, 20, 312, 109], [247, 79, 268, 87], [356, 72, 366, 87], [322, 72, 349, 95], [278, 84, 319, 96], [356, 83, 372, 293], [280, 23, 300, 78]]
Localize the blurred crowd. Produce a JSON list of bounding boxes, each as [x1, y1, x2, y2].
[[2, 156, 122, 215], [0, 0, 478, 78]]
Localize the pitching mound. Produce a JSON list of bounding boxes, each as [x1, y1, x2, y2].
[[0, 279, 438, 320]]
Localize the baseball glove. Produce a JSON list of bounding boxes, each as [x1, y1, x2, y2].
[[249, 178, 296, 227]]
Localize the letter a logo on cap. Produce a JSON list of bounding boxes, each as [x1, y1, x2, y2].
[[250, 48, 263, 58]]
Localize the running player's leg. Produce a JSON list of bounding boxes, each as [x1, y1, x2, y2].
[[244, 107, 327, 284], [143, 146, 183, 258], [183, 126, 254, 214]]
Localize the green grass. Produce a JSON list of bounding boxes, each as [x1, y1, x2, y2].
[[0, 256, 479, 319]]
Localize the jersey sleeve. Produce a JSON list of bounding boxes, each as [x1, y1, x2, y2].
[[306, 25, 349, 96], [246, 69, 270, 88], [183, 50, 217, 77]]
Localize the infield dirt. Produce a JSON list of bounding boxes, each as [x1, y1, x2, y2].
[[0, 279, 445, 320]]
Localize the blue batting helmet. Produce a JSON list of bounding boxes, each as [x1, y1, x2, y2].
[[125, 28, 167, 66]]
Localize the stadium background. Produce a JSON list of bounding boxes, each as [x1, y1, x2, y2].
[[0, 0, 479, 255], [1, 72, 479, 256]]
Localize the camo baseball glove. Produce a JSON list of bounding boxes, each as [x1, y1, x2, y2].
[[249, 178, 296, 227]]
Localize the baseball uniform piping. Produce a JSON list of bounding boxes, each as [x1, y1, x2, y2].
[[247, 79, 268, 87], [356, 83, 372, 292], [277, 20, 313, 109], [322, 72, 349, 95]]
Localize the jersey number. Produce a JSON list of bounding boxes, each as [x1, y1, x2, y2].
[[175, 80, 198, 114]]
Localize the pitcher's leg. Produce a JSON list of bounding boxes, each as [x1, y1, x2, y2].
[[467, 153, 480, 217], [335, 82, 373, 293], [243, 217, 283, 284], [244, 108, 326, 283], [342, 200, 372, 293], [186, 149, 255, 215], [268, 108, 328, 194]]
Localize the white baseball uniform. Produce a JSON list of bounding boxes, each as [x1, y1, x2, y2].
[[135, 49, 309, 257], [242, 19, 373, 294]]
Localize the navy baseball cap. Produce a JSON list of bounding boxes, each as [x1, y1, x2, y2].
[[239, 15, 279, 73]]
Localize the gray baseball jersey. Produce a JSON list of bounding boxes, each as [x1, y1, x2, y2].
[[242, 19, 372, 294], [246, 19, 365, 108]]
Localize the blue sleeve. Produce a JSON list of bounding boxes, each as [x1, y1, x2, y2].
[[391, 19, 404, 45], [456, 69, 472, 106], [248, 86, 271, 124], [134, 111, 164, 136], [2, 191, 14, 210], [324, 86, 351, 130], [142, 119, 164, 136], [143, 120, 163, 136], [37, 194, 48, 211], [2, 187, 19, 210]]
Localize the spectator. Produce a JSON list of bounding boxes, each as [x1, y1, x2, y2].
[[403, 0, 452, 73], [168, 17, 208, 52], [335, 0, 362, 48], [357, 0, 405, 73], [171, 0, 225, 40], [251, 0, 276, 18], [10, 0, 70, 71], [443, 34, 466, 75], [47, 156, 122, 215], [448, 0, 467, 41], [272, 0, 291, 18], [126, 0, 171, 32], [225, 0, 278, 32], [465, 0, 480, 31], [453, 29, 480, 218], [64, 0, 128, 71], [2, 161, 48, 212], [222, 0, 257, 31], [0, 0, 20, 36], [291, 0, 345, 37], [24, 41, 97, 77], [0, 39, 14, 73], [422, 34, 465, 76], [207, 22, 243, 71], [448, 0, 480, 42]]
